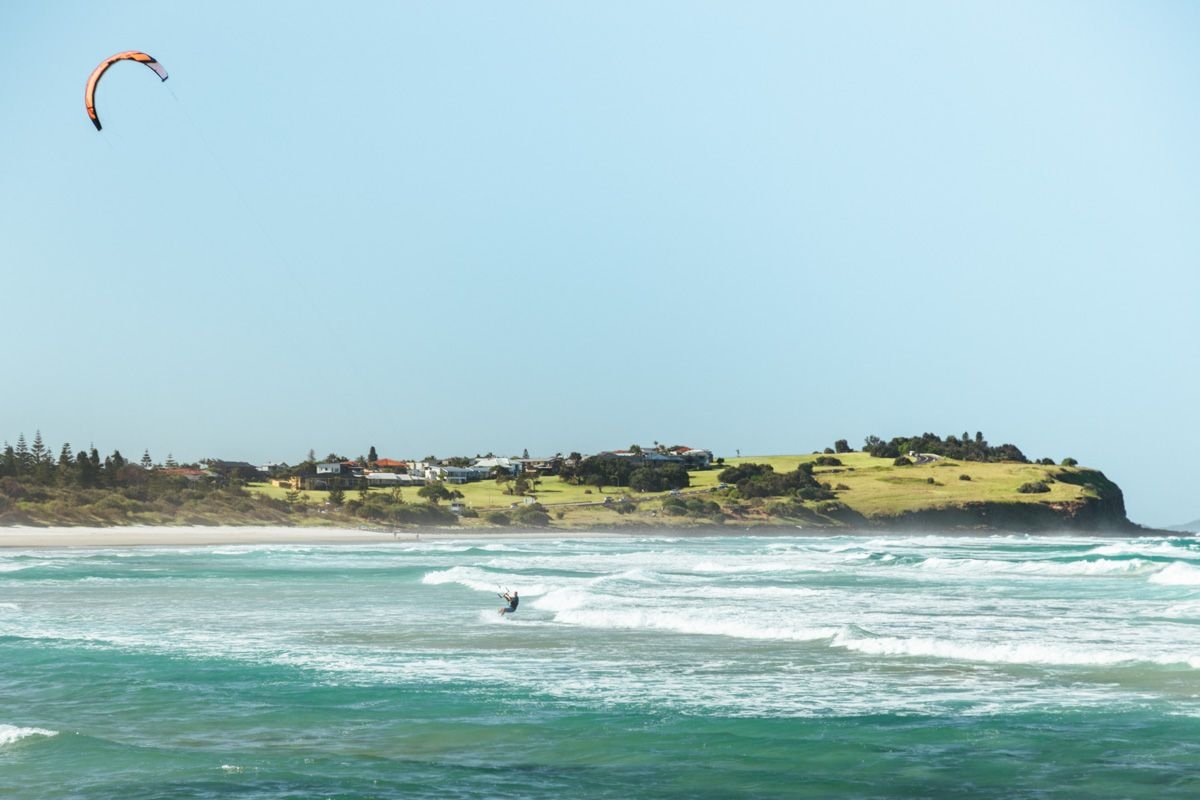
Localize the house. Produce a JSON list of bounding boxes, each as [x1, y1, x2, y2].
[[668, 446, 714, 469], [472, 456, 519, 476], [200, 459, 265, 481], [159, 467, 212, 483], [372, 458, 408, 473], [308, 461, 363, 490], [515, 456, 562, 475], [365, 471, 406, 487]]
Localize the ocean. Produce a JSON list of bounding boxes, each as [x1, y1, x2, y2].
[[1, 531, 1198, 798]]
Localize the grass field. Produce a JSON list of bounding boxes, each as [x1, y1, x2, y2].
[[247, 451, 1100, 525]]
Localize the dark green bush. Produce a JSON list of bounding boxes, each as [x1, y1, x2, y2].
[[1017, 481, 1050, 494]]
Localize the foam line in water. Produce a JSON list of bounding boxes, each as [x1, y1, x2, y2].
[[916, 557, 1155, 577], [830, 629, 1200, 669]]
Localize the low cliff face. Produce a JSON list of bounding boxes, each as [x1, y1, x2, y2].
[[875, 469, 1135, 533]]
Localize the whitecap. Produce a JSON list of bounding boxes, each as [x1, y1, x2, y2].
[[830, 629, 1199, 670], [0, 725, 58, 747], [1149, 562, 1200, 586]]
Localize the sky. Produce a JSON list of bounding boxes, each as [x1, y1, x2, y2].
[[1, 1, 1198, 526]]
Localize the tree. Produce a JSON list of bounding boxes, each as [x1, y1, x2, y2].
[[164, 453, 177, 468], [327, 485, 345, 507], [418, 482, 453, 504], [1061, 457, 1078, 467], [492, 466, 513, 493], [76, 450, 98, 488], [522, 448, 530, 459], [629, 444, 643, 455], [141, 450, 153, 470], [30, 431, 48, 467], [368, 446, 378, 464], [14, 434, 30, 475], [834, 439, 851, 454]]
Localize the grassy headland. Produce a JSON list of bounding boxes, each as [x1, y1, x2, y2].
[[0, 451, 1135, 533]]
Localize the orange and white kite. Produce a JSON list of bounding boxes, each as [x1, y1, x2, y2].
[[85, 51, 168, 131]]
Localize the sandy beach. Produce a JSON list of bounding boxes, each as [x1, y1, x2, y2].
[[0, 525, 623, 548]]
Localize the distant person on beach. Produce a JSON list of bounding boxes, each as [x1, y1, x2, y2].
[[499, 590, 519, 615]]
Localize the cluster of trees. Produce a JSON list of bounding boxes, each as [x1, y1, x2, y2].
[[717, 462, 834, 502], [1, 432, 173, 490], [560, 454, 690, 492], [861, 432, 1028, 463]]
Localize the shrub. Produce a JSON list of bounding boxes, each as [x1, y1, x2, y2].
[[835, 483, 850, 491], [893, 457, 912, 467], [1017, 481, 1050, 494], [834, 439, 851, 453], [511, 505, 552, 526], [485, 511, 510, 526], [926, 477, 936, 484], [1061, 457, 1078, 467], [1038, 458, 1055, 466], [823, 447, 835, 455], [959, 474, 971, 481], [813, 456, 842, 467]]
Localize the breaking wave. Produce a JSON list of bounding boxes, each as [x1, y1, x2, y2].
[[0, 725, 58, 747]]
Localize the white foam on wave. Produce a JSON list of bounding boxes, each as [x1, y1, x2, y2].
[[0, 725, 58, 747], [1088, 541, 1198, 559], [533, 588, 591, 613], [831, 629, 1200, 670], [552, 606, 837, 642], [917, 556, 1153, 577], [1149, 562, 1200, 586], [420, 566, 548, 596], [1162, 601, 1200, 618]]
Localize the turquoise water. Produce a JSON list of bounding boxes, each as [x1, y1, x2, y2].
[[2, 532, 1198, 798]]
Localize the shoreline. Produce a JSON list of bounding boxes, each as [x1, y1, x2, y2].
[[0, 523, 1171, 549], [0, 525, 647, 549]]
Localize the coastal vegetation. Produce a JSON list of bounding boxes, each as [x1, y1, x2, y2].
[[0, 432, 1135, 532]]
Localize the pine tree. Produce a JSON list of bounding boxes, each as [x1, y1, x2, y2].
[[165, 453, 178, 468], [14, 434, 30, 475], [141, 450, 153, 470], [368, 446, 378, 464], [58, 443, 75, 486], [30, 431, 48, 466]]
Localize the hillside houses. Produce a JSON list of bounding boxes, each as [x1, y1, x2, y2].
[[219, 444, 715, 492]]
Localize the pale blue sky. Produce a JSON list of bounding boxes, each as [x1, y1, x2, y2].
[[2, 1, 1197, 525]]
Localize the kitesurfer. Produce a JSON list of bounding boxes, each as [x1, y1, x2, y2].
[[499, 590, 519, 616]]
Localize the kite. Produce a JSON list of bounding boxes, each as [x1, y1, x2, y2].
[[85, 51, 168, 131]]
